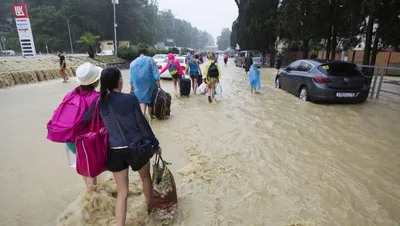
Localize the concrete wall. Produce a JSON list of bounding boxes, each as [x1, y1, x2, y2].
[[0, 67, 76, 88]]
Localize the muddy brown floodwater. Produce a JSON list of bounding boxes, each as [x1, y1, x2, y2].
[[0, 60, 399, 226]]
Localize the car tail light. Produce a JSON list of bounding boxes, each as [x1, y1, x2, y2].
[[158, 65, 162, 70], [181, 66, 185, 71], [313, 76, 331, 84]]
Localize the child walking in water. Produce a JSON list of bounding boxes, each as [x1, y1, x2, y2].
[[203, 53, 221, 103], [248, 63, 261, 94]]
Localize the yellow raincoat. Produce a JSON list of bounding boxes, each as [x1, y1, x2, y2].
[[202, 60, 221, 87]]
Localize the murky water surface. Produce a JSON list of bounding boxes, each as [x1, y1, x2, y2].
[[1, 61, 399, 226]]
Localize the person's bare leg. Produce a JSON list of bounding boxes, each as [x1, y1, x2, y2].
[[83, 176, 97, 193], [138, 163, 152, 213], [193, 78, 198, 94], [207, 85, 212, 103], [139, 103, 146, 115], [148, 106, 155, 119], [211, 81, 217, 99], [177, 78, 181, 97], [113, 169, 129, 226], [173, 78, 178, 97]]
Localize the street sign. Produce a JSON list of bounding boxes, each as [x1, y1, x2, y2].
[[111, 0, 119, 4], [12, 4, 36, 56]]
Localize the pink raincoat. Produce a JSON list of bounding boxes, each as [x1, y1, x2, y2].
[[160, 53, 184, 75]]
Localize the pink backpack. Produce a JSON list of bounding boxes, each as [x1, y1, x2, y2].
[[47, 87, 99, 143]]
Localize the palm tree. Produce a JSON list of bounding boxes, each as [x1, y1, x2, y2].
[[77, 32, 100, 58]]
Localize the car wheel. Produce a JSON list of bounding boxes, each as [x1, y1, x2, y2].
[[275, 77, 281, 89], [299, 86, 309, 102]]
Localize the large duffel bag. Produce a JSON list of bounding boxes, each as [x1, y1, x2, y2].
[[152, 89, 171, 119]]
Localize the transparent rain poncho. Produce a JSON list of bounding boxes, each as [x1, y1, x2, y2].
[[130, 56, 160, 104], [248, 63, 261, 90]]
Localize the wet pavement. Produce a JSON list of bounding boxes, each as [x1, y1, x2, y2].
[[0, 59, 399, 225]]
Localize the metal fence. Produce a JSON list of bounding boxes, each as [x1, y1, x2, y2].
[[358, 65, 400, 99]]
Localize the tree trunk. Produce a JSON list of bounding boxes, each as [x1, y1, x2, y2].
[[270, 44, 276, 67], [369, 28, 380, 77], [88, 45, 95, 58], [330, 25, 338, 60], [362, 16, 374, 74], [302, 39, 310, 59], [326, 24, 333, 60]]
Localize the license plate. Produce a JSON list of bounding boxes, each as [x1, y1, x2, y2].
[[336, 92, 356, 98]]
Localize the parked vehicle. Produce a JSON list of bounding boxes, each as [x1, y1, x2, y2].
[[158, 56, 187, 79], [0, 50, 16, 56], [234, 50, 262, 68], [152, 54, 167, 64], [275, 60, 370, 103], [96, 50, 113, 56]]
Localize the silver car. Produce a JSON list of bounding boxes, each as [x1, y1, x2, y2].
[[234, 50, 262, 68]]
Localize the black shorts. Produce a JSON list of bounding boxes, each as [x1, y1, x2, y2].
[[107, 143, 155, 172], [171, 74, 182, 80], [190, 72, 200, 79]]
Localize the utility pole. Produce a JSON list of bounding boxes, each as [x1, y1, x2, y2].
[[112, 0, 118, 56], [66, 17, 73, 54], [61, 15, 74, 54]]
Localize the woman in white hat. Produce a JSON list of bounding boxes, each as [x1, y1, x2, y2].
[[63, 62, 102, 193]]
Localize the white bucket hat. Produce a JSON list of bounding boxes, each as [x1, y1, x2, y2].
[[75, 62, 102, 86]]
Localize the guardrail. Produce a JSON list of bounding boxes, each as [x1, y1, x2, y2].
[[357, 65, 400, 99]]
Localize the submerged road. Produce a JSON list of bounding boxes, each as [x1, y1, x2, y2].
[[0, 60, 400, 225]]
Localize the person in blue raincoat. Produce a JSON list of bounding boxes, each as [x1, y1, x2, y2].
[[130, 49, 161, 118], [248, 62, 261, 94]]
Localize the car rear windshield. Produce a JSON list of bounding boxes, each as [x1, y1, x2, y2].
[[317, 63, 362, 76], [250, 52, 261, 57]]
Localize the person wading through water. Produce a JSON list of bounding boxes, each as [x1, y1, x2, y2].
[[160, 53, 184, 98], [244, 52, 253, 73], [58, 51, 69, 83], [84, 66, 162, 226], [202, 53, 221, 103], [186, 54, 202, 94], [129, 49, 161, 119]]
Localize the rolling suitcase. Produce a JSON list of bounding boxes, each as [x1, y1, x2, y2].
[[180, 76, 191, 97], [151, 89, 171, 119]]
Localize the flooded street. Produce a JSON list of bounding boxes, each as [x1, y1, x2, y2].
[[0, 60, 400, 225]]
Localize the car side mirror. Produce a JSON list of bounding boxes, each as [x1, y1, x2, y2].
[[285, 67, 290, 71]]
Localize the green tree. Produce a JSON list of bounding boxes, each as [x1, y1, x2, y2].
[[217, 28, 231, 50], [77, 32, 100, 58], [233, 0, 279, 55], [361, 0, 400, 71]]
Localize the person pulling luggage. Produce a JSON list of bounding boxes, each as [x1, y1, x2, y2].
[[186, 54, 202, 94], [202, 53, 221, 103], [129, 48, 161, 119], [160, 53, 184, 98]]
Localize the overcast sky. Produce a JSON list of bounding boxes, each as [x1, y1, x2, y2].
[[157, 0, 238, 42]]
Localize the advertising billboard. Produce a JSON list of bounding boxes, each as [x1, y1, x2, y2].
[[12, 4, 36, 56]]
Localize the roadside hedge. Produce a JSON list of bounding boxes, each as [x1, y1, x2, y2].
[[117, 45, 179, 61]]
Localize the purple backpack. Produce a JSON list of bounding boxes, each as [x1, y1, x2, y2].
[[47, 87, 99, 143]]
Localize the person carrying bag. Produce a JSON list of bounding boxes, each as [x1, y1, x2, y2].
[[83, 66, 162, 226]]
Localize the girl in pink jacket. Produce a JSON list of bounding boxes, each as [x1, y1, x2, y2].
[[160, 53, 184, 97]]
